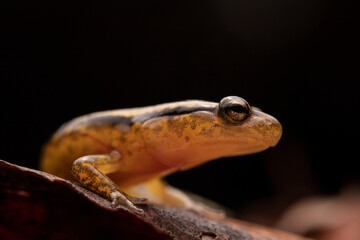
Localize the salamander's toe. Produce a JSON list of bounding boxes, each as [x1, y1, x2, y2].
[[110, 191, 144, 214]]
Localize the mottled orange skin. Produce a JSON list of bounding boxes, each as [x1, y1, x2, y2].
[[40, 98, 282, 212]]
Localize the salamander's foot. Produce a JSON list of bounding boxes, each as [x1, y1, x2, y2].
[[110, 191, 144, 214]]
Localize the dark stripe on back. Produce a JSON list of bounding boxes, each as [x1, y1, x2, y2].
[[132, 105, 217, 123], [61, 104, 217, 132]]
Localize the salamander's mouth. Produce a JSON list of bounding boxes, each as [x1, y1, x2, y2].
[[202, 140, 274, 156]]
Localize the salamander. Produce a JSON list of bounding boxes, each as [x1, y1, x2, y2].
[[40, 96, 282, 216]]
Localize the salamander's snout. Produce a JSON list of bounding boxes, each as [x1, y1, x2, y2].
[[268, 118, 282, 147], [250, 108, 282, 148]]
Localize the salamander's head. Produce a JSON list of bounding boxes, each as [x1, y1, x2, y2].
[[140, 96, 282, 170]]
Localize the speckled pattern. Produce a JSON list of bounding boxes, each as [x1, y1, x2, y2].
[[39, 97, 282, 216]]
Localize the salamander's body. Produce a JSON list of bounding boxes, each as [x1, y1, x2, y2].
[[40, 96, 282, 216]]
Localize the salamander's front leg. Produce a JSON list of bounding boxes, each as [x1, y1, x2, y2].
[[71, 151, 144, 214]]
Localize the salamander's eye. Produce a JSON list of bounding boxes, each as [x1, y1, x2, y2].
[[218, 96, 252, 123]]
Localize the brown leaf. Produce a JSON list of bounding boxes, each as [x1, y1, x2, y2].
[[0, 160, 310, 240]]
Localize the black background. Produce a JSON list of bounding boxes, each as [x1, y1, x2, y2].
[[1, 0, 359, 219]]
